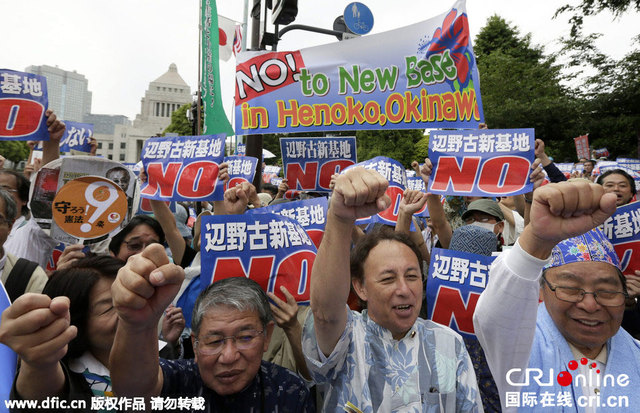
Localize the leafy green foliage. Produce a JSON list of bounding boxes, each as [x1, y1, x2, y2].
[[475, 16, 584, 160], [555, 0, 640, 36], [0, 141, 29, 163], [356, 129, 424, 167], [163, 104, 192, 136]]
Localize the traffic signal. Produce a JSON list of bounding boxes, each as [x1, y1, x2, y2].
[[271, 0, 298, 25]]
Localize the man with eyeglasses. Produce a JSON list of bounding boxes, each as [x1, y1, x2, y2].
[[109, 244, 314, 412], [474, 181, 640, 411]]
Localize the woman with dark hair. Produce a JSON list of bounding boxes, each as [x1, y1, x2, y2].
[[56, 215, 167, 270], [596, 168, 637, 206], [108, 215, 165, 261], [0, 256, 124, 404]]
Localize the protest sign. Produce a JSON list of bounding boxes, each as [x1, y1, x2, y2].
[[59, 121, 93, 153], [46, 242, 66, 272], [345, 156, 407, 226], [427, 128, 535, 197], [246, 197, 328, 248], [200, 213, 316, 303], [426, 247, 495, 338], [218, 155, 258, 193], [52, 176, 128, 239], [236, 142, 246, 156], [574, 134, 590, 160], [406, 176, 429, 217], [0, 69, 48, 141], [593, 147, 609, 159], [141, 134, 225, 202], [29, 156, 136, 244], [280, 136, 357, 192], [600, 201, 640, 275], [262, 165, 281, 183], [617, 158, 640, 173], [235, 0, 483, 135], [555, 162, 574, 178]]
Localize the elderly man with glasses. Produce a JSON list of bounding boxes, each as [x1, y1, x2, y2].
[[474, 181, 640, 412], [109, 244, 314, 412]]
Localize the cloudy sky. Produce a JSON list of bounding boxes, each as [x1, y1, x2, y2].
[[3, 0, 638, 121]]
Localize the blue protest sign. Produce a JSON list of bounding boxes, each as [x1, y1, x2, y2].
[[428, 128, 535, 197], [236, 142, 246, 156], [617, 158, 640, 173], [59, 121, 93, 153], [281, 136, 357, 192], [346, 156, 407, 226], [426, 247, 495, 338], [406, 176, 429, 217], [601, 201, 640, 274], [246, 197, 328, 248], [140, 135, 225, 201], [0, 69, 48, 141], [216, 155, 258, 196], [0, 284, 17, 410], [555, 163, 574, 176], [200, 213, 317, 303], [262, 165, 281, 184]]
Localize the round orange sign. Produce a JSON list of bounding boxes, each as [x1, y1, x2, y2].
[[52, 176, 128, 239]]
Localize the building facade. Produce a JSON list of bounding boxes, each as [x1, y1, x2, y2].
[[25, 65, 92, 122], [101, 63, 192, 163]]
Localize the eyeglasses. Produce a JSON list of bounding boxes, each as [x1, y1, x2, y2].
[[195, 329, 264, 355], [122, 239, 160, 252], [542, 274, 628, 307], [0, 185, 18, 193]]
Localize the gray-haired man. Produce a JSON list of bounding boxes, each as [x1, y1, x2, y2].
[[109, 245, 314, 412]]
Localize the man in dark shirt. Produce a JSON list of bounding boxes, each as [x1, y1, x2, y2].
[[109, 245, 313, 412]]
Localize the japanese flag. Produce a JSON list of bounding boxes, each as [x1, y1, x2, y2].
[[218, 15, 239, 62]]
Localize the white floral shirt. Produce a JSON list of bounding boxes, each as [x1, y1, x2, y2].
[[303, 309, 483, 412]]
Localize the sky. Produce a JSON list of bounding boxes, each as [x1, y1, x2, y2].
[[2, 0, 638, 121]]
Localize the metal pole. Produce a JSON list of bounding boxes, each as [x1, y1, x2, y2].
[[247, 0, 264, 191], [242, 0, 249, 52]]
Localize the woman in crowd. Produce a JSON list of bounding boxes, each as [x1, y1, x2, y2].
[[1, 256, 124, 404]]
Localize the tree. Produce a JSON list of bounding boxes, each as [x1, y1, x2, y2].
[[474, 16, 583, 160], [555, 0, 640, 36], [558, 33, 640, 158], [0, 141, 29, 164], [474, 15, 543, 63], [414, 134, 430, 163], [356, 129, 424, 167], [163, 103, 192, 136]]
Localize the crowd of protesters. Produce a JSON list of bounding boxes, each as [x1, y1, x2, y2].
[[0, 112, 639, 412]]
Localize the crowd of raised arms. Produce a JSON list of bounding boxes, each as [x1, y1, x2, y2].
[[0, 111, 639, 413]]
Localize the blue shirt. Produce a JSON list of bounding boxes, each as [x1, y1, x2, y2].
[[303, 309, 483, 412], [160, 359, 314, 412]]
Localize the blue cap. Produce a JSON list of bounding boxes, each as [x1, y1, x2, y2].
[[545, 228, 620, 270]]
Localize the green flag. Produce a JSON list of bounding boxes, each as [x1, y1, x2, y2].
[[201, 0, 234, 136]]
